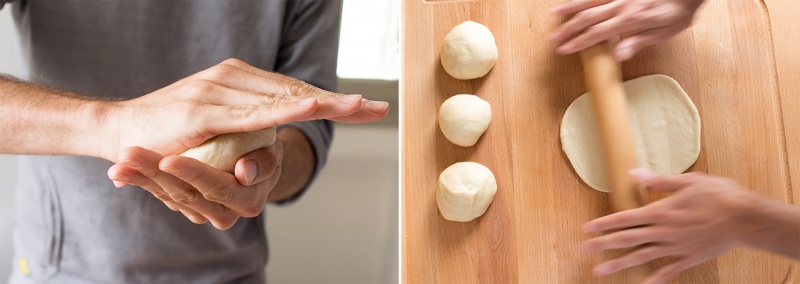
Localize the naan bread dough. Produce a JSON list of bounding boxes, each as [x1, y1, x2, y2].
[[179, 127, 276, 173], [437, 162, 497, 222], [440, 21, 498, 80], [439, 94, 492, 147], [560, 74, 701, 192]]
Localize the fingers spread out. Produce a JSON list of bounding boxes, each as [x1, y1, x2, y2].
[[583, 207, 653, 233], [580, 227, 661, 252], [593, 245, 670, 276], [551, 0, 614, 16], [550, 3, 618, 46]]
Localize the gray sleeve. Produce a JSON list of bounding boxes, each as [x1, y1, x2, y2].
[[272, 0, 342, 205], [0, 0, 11, 9]]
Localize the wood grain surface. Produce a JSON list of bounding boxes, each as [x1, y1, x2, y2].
[[401, 0, 799, 283]]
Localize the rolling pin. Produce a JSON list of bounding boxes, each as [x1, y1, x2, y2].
[[579, 42, 651, 280]]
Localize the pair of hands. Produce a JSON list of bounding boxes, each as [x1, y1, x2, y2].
[[103, 58, 388, 230], [550, 0, 705, 61]]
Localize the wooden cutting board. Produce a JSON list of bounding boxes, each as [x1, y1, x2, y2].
[[402, 0, 800, 283]]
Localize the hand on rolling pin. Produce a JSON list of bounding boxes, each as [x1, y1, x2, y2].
[[581, 169, 800, 284], [549, 0, 705, 61]]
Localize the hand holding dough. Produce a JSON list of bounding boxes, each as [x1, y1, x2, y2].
[[179, 127, 277, 173], [441, 21, 499, 80], [437, 162, 497, 222], [560, 74, 701, 192], [439, 94, 492, 147]]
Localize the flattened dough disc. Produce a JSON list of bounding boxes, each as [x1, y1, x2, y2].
[[561, 74, 701, 192]]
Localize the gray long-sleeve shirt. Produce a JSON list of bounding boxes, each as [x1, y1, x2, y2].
[[2, 1, 339, 283]]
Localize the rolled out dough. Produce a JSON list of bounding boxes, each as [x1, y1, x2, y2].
[[560, 74, 701, 192], [179, 127, 277, 173]]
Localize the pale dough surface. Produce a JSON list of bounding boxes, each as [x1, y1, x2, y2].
[[179, 127, 277, 173], [560, 74, 701, 192], [437, 162, 497, 222], [439, 94, 492, 147], [440, 21, 498, 80]]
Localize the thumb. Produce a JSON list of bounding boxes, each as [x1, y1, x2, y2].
[[233, 141, 282, 186], [629, 168, 691, 193]]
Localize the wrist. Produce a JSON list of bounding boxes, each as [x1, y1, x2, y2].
[[74, 99, 120, 161]]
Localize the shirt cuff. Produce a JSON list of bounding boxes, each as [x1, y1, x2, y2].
[[274, 120, 334, 205]]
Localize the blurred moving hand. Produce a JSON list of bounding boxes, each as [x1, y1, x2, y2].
[[581, 169, 800, 284], [549, 0, 705, 61]]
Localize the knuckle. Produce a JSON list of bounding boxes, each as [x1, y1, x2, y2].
[[204, 64, 239, 81], [241, 203, 265, 217], [201, 185, 232, 203], [171, 190, 200, 204], [220, 58, 246, 67], [282, 78, 314, 98], [151, 191, 172, 202], [185, 79, 219, 96]]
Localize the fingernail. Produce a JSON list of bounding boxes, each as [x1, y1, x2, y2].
[[163, 166, 182, 175], [557, 44, 573, 55], [245, 160, 257, 185], [594, 264, 612, 275], [617, 47, 634, 61], [298, 98, 316, 106], [113, 180, 127, 188], [366, 101, 389, 114], [629, 168, 657, 181], [115, 174, 131, 184], [338, 94, 362, 105]]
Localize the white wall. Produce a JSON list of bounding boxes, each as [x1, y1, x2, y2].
[[0, 7, 398, 284]]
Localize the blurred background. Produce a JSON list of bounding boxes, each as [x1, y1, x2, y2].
[[0, 0, 399, 283]]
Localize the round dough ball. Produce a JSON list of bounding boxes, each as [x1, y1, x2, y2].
[[439, 94, 491, 147], [437, 162, 497, 222], [179, 127, 277, 173], [441, 21, 498, 80], [560, 74, 701, 192]]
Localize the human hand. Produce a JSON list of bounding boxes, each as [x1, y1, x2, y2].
[[107, 134, 287, 230], [549, 0, 704, 61], [580, 169, 763, 283], [100, 58, 388, 162]]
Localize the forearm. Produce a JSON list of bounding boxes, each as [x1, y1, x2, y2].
[[742, 193, 800, 259], [0, 76, 112, 157], [268, 126, 316, 202]]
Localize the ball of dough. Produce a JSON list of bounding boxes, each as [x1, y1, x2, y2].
[[439, 94, 492, 147], [437, 162, 497, 222], [441, 21, 498, 80], [179, 127, 277, 173], [560, 74, 701, 192]]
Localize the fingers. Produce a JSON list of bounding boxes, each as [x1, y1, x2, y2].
[[556, 16, 643, 54], [234, 144, 282, 187], [583, 207, 653, 233], [641, 256, 703, 284], [202, 98, 320, 134], [550, 3, 618, 45], [108, 162, 209, 223], [614, 27, 677, 61], [630, 168, 697, 193], [159, 155, 270, 218], [593, 245, 671, 276], [118, 146, 238, 229], [551, 0, 613, 16], [327, 99, 389, 123], [580, 227, 662, 252]]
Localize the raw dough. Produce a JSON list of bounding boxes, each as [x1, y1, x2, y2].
[[440, 21, 498, 80], [560, 74, 701, 192], [437, 162, 497, 222], [439, 94, 492, 147], [179, 127, 277, 173]]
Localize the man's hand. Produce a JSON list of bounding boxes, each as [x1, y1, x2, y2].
[[549, 0, 704, 61], [581, 169, 800, 284], [101, 58, 388, 162], [108, 129, 293, 230]]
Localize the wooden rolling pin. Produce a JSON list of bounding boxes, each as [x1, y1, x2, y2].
[[579, 42, 651, 280]]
